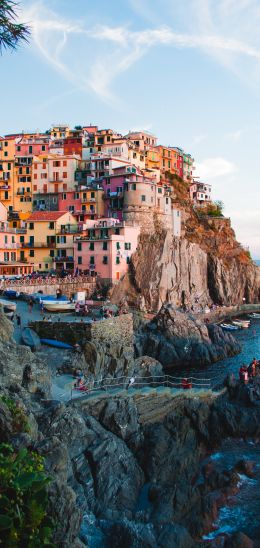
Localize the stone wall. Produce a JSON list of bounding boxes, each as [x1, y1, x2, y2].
[[30, 313, 134, 347], [0, 280, 97, 297]]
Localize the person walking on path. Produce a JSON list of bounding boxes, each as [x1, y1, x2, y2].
[[127, 376, 135, 390]]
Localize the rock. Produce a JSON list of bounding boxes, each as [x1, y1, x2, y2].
[[108, 520, 158, 548], [135, 305, 240, 368], [157, 523, 194, 548], [234, 459, 255, 478], [225, 531, 254, 548], [47, 480, 82, 547]]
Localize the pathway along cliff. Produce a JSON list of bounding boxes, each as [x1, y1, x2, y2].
[[1, 306, 260, 547]]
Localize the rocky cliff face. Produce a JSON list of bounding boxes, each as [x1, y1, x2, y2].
[[0, 313, 259, 546], [111, 212, 260, 311]]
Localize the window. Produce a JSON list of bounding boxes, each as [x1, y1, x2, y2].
[[49, 222, 54, 229], [41, 173, 47, 179], [53, 161, 60, 167], [4, 151, 8, 157], [131, 183, 136, 190], [17, 146, 21, 152], [45, 264, 48, 269], [4, 191, 8, 200], [49, 250, 55, 257], [74, 192, 79, 199], [158, 187, 162, 194], [77, 242, 82, 251], [42, 145, 46, 151], [11, 236, 15, 243], [115, 228, 120, 235], [116, 256, 120, 264], [4, 235, 8, 244], [4, 141, 8, 147], [133, 152, 137, 158], [69, 206, 74, 212], [11, 252, 16, 261], [168, 161, 171, 168], [103, 241, 108, 250], [26, 167, 30, 175], [141, 195, 146, 202], [90, 256, 95, 264], [91, 191, 95, 198], [103, 256, 108, 264], [166, 198, 169, 204], [4, 252, 9, 262], [29, 250, 34, 257], [116, 242, 120, 250], [63, 160, 67, 166], [29, 223, 34, 229], [78, 256, 82, 264], [29, 146, 33, 154], [126, 256, 130, 264], [124, 243, 131, 250], [63, 172, 67, 178], [89, 242, 95, 250], [62, 193, 67, 200], [7, 163, 11, 170]]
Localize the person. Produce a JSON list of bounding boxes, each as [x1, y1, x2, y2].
[[40, 301, 44, 315], [84, 303, 89, 317], [16, 314, 21, 328], [56, 288, 62, 299], [127, 376, 135, 390], [75, 302, 80, 316], [239, 365, 248, 383], [28, 298, 33, 313], [181, 378, 192, 389]]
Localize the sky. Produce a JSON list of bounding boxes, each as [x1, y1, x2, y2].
[[1, 0, 260, 257]]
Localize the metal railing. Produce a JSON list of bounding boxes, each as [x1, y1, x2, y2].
[[70, 373, 212, 400]]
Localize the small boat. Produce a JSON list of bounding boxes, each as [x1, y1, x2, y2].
[[40, 338, 74, 350], [43, 301, 75, 312], [248, 313, 260, 319], [4, 309, 14, 319], [232, 320, 250, 328], [0, 299, 17, 311], [220, 323, 239, 331], [21, 327, 41, 352], [3, 289, 20, 299]]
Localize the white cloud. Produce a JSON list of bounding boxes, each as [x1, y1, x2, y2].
[[23, 1, 260, 103], [195, 157, 237, 179]]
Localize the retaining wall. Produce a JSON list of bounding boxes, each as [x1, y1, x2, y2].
[[30, 313, 134, 347]]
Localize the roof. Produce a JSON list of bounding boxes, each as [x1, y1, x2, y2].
[[26, 211, 69, 222]]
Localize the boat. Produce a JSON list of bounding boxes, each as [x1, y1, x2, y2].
[[43, 301, 75, 312], [0, 299, 17, 311], [220, 323, 239, 331], [3, 289, 20, 299], [232, 320, 250, 328], [248, 313, 260, 319], [4, 309, 14, 319], [21, 327, 41, 352], [40, 338, 74, 350]]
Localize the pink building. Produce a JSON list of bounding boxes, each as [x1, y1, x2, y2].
[[58, 190, 81, 214], [16, 135, 50, 157], [74, 218, 140, 282]]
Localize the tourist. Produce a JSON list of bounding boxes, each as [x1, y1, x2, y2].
[[239, 365, 249, 383], [181, 378, 192, 389], [56, 288, 62, 299], [84, 303, 89, 316], [75, 302, 80, 316], [127, 376, 135, 390], [28, 298, 33, 313]]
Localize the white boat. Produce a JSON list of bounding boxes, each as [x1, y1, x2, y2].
[[0, 299, 17, 311], [220, 323, 239, 331], [43, 300, 75, 312], [232, 319, 250, 328], [248, 313, 260, 319]]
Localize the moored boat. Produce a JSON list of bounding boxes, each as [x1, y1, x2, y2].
[[40, 338, 73, 349], [220, 323, 239, 331], [21, 327, 41, 352], [248, 313, 260, 319], [0, 299, 17, 311], [43, 301, 75, 312], [3, 289, 20, 299], [232, 319, 250, 328]]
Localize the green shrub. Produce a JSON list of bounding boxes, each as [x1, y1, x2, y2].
[[0, 443, 55, 547], [0, 396, 29, 434]]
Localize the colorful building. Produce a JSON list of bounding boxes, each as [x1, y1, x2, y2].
[[23, 211, 79, 272], [190, 182, 211, 204], [74, 218, 140, 282]]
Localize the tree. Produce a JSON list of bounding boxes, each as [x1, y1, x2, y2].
[[0, 1, 30, 53]]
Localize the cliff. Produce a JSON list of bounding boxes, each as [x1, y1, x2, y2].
[[111, 208, 260, 311]]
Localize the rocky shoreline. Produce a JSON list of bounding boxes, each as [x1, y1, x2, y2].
[[1, 307, 260, 547]]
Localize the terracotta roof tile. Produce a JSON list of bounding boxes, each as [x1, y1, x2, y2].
[[26, 211, 69, 221]]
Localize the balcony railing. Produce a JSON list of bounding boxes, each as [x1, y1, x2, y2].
[[22, 242, 56, 248], [54, 256, 74, 262], [2, 243, 21, 249]]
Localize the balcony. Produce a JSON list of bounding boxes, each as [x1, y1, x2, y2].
[[54, 256, 74, 262], [7, 212, 19, 220], [89, 264, 96, 270], [49, 178, 63, 183], [2, 243, 21, 249], [0, 185, 10, 190], [22, 242, 56, 248]]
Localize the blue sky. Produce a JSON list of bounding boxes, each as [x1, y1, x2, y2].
[[1, 0, 260, 257]]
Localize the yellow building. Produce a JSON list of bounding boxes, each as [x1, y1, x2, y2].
[[79, 187, 105, 219], [50, 125, 70, 139], [22, 211, 78, 272]]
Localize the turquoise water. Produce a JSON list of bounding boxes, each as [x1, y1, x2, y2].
[[254, 260, 260, 266]]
